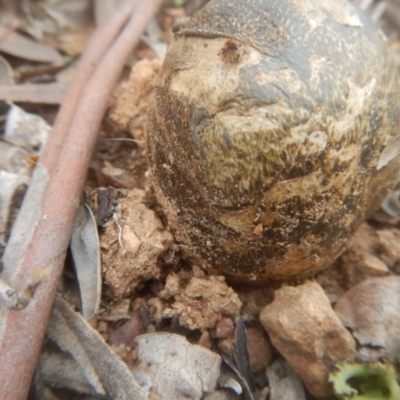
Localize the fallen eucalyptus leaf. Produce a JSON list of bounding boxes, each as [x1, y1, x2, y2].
[[233, 319, 255, 393], [47, 296, 144, 399], [5, 104, 51, 150], [334, 276, 400, 362], [71, 202, 101, 319], [0, 82, 67, 104], [0, 140, 30, 173], [222, 356, 254, 400], [267, 359, 306, 400], [35, 351, 98, 397], [42, 0, 92, 30], [0, 25, 63, 64], [0, 171, 28, 246], [0, 54, 14, 85], [134, 332, 221, 400]]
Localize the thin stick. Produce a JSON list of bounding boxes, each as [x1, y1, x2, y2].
[[0, 1, 162, 398]]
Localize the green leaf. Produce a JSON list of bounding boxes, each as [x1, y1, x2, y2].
[[330, 362, 400, 400], [172, 0, 185, 7]]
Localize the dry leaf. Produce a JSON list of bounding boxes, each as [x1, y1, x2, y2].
[[221, 356, 254, 400], [266, 359, 306, 400], [233, 319, 254, 393], [47, 296, 144, 399], [134, 332, 221, 400], [217, 374, 242, 396], [0, 54, 14, 85], [43, 0, 92, 30], [0, 83, 66, 104], [141, 18, 168, 59], [0, 170, 28, 246], [5, 104, 51, 150], [0, 138, 30, 173], [94, 0, 119, 26], [0, 25, 63, 64], [35, 351, 98, 397], [71, 202, 101, 319]]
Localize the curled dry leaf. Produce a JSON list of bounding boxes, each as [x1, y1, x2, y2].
[[233, 319, 254, 393], [266, 359, 306, 400], [70, 202, 101, 319], [334, 276, 400, 363], [221, 356, 254, 400], [134, 332, 221, 400], [217, 374, 243, 397], [47, 296, 144, 400]]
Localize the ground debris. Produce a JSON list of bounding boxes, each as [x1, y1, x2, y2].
[[134, 332, 221, 400], [335, 276, 400, 363], [108, 59, 162, 142], [158, 271, 242, 331], [338, 222, 398, 287], [260, 281, 356, 398], [267, 359, 306, 400], [100, 188, 173, 299]]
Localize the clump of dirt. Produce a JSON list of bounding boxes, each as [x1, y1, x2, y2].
[[98, 188, 173, 299]]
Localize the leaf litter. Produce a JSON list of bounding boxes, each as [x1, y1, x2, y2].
[[1, 1, 400, 399]]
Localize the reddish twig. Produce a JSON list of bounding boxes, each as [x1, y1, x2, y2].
[[0, 0, 162, 398]]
